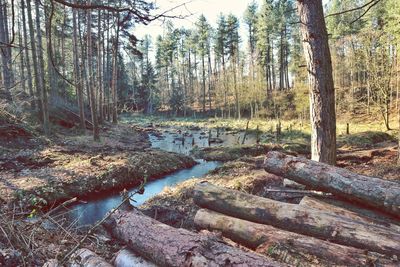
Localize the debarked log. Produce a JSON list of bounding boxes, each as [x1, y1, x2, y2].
[[263, 151, 400, 217], [194, 209, 395, 267], [193, 182, 400, 257], [103, 208, 285, 267]]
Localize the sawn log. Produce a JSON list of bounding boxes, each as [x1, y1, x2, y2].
[[194, 208, 394, 267], [103, 208, 284, 267], [263, 151, 400, 217], [193, 182, 400, 257]]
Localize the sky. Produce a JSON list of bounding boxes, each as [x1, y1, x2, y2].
[[134, 0, 256, 41]]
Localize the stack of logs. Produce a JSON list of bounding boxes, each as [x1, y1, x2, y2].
[[193, 151, 400, 266], [78, 151, 399, 266]]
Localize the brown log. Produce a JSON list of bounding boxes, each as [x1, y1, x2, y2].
[[194, 209, 394, 267], [300, 196, 400, 232], [263, 151, 400, 217], [193, 182, 400, 257], [103, 208, 284, 267], [69, 248, 112, 267]]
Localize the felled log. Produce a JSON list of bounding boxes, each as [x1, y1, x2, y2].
[[114, 249, 157, 267], [69, 248, 112, 267], [299, 196, 400, 232], [103, 208, 284, 267], [194, 209, 393, 267], [193, 182, 400, 256], [263, 151, 400, 217]]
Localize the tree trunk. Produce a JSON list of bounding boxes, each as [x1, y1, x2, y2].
[[0, 0, 13, 93], [194, 209, 392, 267], [297, 0, 336, 164], [26, 0, 41, 113], [263, 151, 400, 217], [97, 9, 104, 124], [193, 182, 400, 256], [35, 0, 49, 134], [86, 5, 100, 141], [111, 15, 120, 124], [21, 0, 35, 110], [202, 54, 206, 113], [103, 208, 283, 267], [72, 3, 86, 130]]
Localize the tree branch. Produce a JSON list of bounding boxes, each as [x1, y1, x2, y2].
[[325, 0, 381, 18]]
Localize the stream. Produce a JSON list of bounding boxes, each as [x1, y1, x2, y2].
[[62, 126, 256, 227]]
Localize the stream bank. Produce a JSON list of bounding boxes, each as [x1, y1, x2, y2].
[[0, 124, 196, 209]]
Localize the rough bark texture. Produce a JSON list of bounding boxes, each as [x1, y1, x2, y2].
[[263, 151, 400, 217], [104, 208, 283, 267], [297, 0, 336, 164], [300, 196, 400, 232], [193, 182, 400, 256], [69, 248, 112, 267], [194, 209, 393, 267]]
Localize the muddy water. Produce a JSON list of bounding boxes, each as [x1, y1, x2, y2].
[[63, 127, 259, 226]]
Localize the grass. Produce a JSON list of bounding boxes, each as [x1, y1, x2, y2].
[[121, 112, 399, 148]]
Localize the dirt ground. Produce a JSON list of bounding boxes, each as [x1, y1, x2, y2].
[[0, 123, 196, 210]]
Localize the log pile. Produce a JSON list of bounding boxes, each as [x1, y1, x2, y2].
[[103, 208, 283, 267], [191, 151, 400, 266], [101, 151, 399, 266]]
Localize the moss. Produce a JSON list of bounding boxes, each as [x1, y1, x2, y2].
[[338, 131, 395, 148]]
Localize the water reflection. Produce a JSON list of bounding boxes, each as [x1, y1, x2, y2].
[[65, 160, 220, 226]]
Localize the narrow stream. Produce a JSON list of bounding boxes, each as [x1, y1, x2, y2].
[[64, 159, 220, 226], [61, 127, 257, 226]]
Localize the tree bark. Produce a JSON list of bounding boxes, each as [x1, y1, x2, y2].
[[86, 4, 100, 141], [299, 196, 400, 232], [26, 0, 41, 113], [72, 3, 86, 130], [111, 15, 120, 124], [103, 208, 283, 267], [263, 151, 400, 217], [97, 9, 104, 124], [21, 0, 35, 110], [297, 0, 336, 164], [34, 0, 50, 135], [193, 182, 400, 256], [0, 0, 13, 93], [194, 209, 392, 267]]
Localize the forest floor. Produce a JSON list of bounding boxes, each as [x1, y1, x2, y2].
[[1, 112, 399, 265]]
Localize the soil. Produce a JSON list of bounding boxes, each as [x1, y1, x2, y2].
[[0, 123, 196, 209]]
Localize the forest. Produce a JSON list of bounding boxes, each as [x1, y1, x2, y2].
[[0, 0, 400, 266]]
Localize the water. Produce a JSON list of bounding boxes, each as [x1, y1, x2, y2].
[[60, 124, 259, 226], [64, 159, 220, 226], [150, 128, 257, 155]]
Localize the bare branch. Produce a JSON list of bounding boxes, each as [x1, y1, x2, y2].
[[325, 0, 381, 18]]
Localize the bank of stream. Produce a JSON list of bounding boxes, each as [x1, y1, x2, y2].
[[63, 126, 258, 226]]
